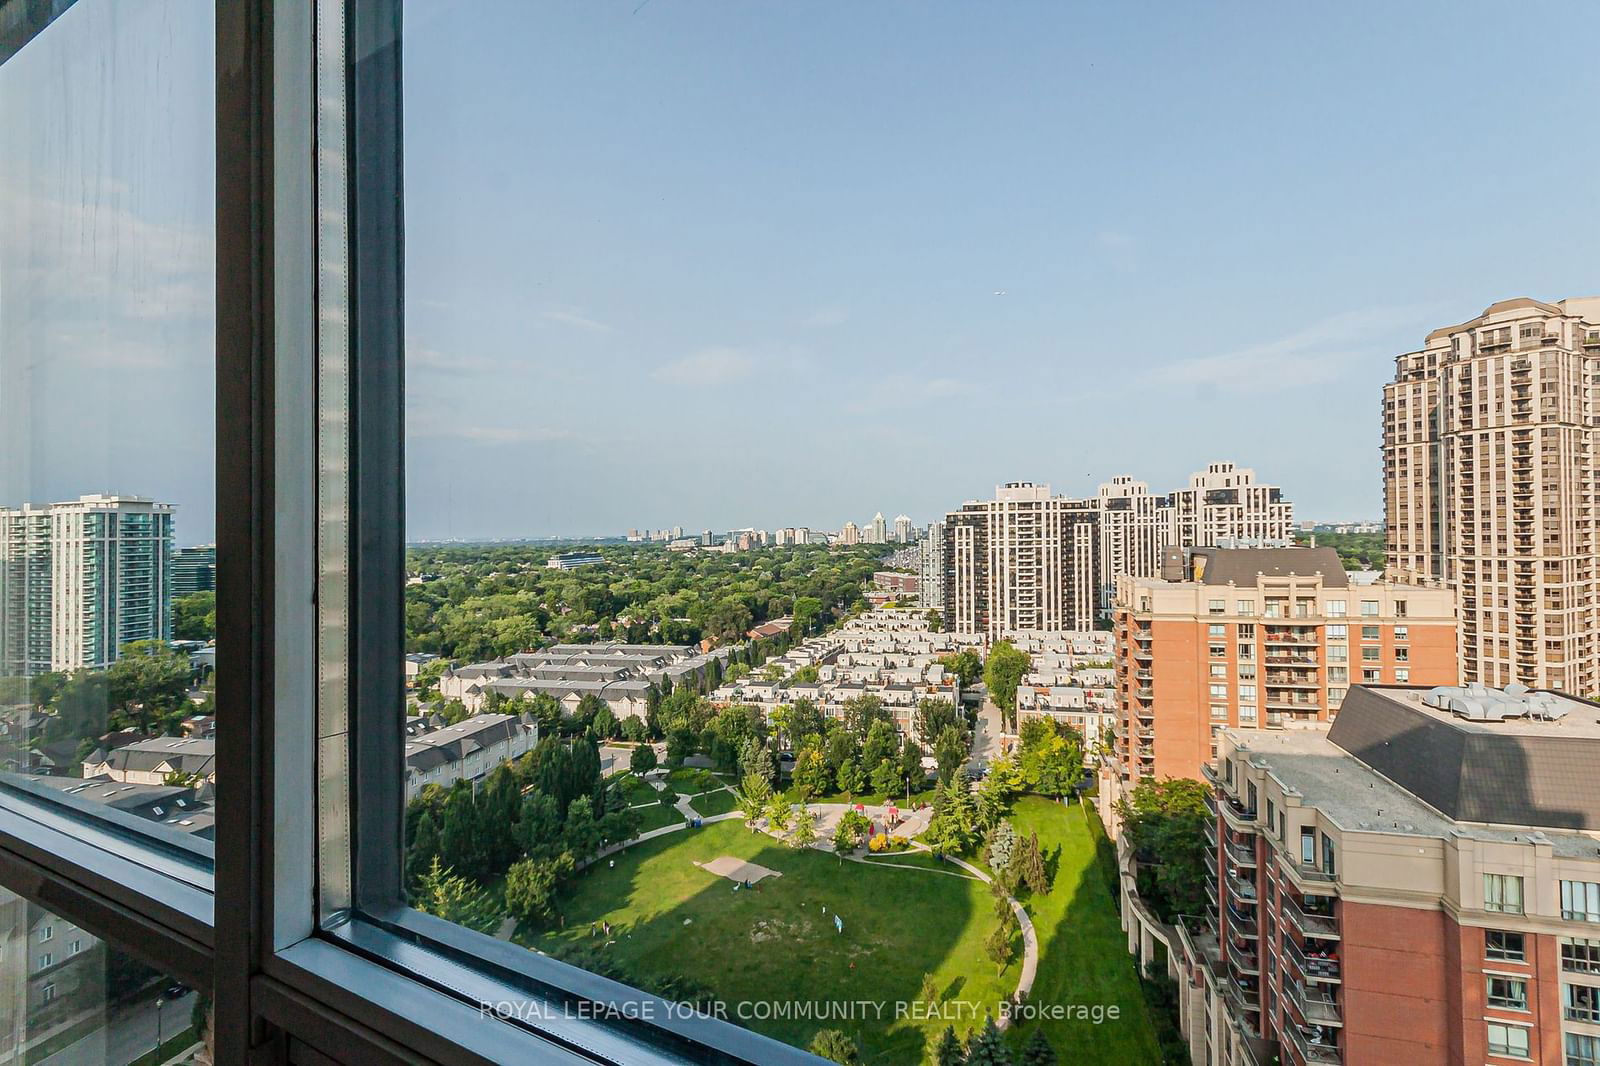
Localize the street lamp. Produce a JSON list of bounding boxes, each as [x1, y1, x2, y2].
[[155, 997, 165, 1057]]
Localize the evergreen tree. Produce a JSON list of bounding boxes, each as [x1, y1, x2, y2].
[[438, 784, 488, 882], [987, 820, 1017, 874], [964, 1017, 1012, 1066], [807, 1029, 859, 1065], [563, 796, 602, 862], [414, 857, 499, 934], [934, 1026, 965, 1066], [1019, 830, 1049, 895], [406, 808, 442, 890], [1019, 1030, 1058, 1066]]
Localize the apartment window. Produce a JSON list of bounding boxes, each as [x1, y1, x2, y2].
[[1329, 666, 1348, 683], [1209, 623, 1227, 637], [1563, 880, 1600, 922], [1326, 600, 1346, 617], [1236, 601, 1254, 617], [1567, 984, 1600, 1024], [1237, 623, 1255, 639], [1301, 826, 1315, 865], [1363, 669, 1381, 683], [1395, 625, 1409, 641], [1362, 646, 1380, 661], [40, 983, 55, 1005], [1329, 687, 1347, 706], [1210, 643, 1227, 658], [1396, 647, 1409, 662], [1565, 939, 1600, 973], [1239, 684, 1256, 701], [1211, 684, 1229, 701], [1486, 974, 1528, 1011], [1486, 874, 1526, 915], [1321, 833, 1337, 877], [1238, 664, 1257, 680], [1211, 704, 1229, 720], [38, 925, 51, 942], [1571, 1034, 1600, 1066], [1362, 625, 1380, 641], [1486, 1022, 1530, 1058], [1395, 599, 1407, 618], [1248, 782, 1259, 813], [36, 953, 49, 970], [1238, 643, 1254, 660], [1360, 601, 1379, 617], [1209, 599, 1226, 615], [1328, 624, 1347, 640], [1486, 930, 1525, 962], [1211, 664, 1228, 678], [67, 939, 81, 956], [1267, 798, 1276, 831], [1238, 705, 1257, 724], [1396, 668, 1410, 683]]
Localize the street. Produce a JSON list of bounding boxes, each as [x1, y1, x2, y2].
[[35, 990, 197, 1066], [966, 700, 1005, 775]]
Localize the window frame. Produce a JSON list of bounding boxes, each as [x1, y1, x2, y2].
[[209, 2, 826, 1063]]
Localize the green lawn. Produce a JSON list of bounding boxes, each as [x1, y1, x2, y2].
[[633, 801, 687, 833], [665, 767, 727, 793], [529, 820, 1013, 1064], [687, 788, 740, 818], [1005, 796, 1162, 1063], [615, 773, 668, 807]]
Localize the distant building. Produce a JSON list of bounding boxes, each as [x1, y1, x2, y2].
[[1158, 462, 1292, 552], [404, 713, 538, 801], [918, 520, 946, 612], [0, 495, 175, 675], [868, 512, 887, 544], [893, 514, 912, 543], [838, 521, 861, 545], [873, 571, 919, 598], [1095, 475, 1162, 617], [172, 544, 216, 596], [943, 483, 1098, 642], [1109, 545, 1456, 786], [82, 736, 216, 786], [545, 551, 604, 570], [1385, 296, 1600, 693], [404, 652, 440, 686]]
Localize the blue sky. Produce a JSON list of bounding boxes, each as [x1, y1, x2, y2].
[[4, 2, 1597, 543]]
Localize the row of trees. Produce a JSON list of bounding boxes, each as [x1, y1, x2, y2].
[[403, 542, 888, 660], [1114, 777, 1210, 923], [809, 1018, 1060, 1066], [406, 734, 641, 930]]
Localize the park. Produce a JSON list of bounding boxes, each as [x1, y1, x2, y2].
[[514, 791, 1161, 1065]]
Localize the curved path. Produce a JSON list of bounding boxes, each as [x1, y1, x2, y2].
[[561, 797, 1041, 1025]]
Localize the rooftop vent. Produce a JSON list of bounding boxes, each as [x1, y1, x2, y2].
[[1424, 684, 1570, 722]]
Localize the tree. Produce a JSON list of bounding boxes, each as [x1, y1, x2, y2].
[[983, 641, 1031, 732], [629, 745, 658, 776], [732, 773, 773, 828], [515, 791, 564, 863], [919, 971, 940, 1009], [1018, 830, 1050, 896], [1116, 777, 1211, 922], [563, 796, 602, 863], [737, 735, 774, 785], [935, 725, 968, 787], [869, 758, 900, 797], [934, 1026, 965, 1066], [792, 745, 828, 801], [987, 819, 1018, 874], [765, 795, 792, 835], [173, 591, 217, 642], [503, 855, 571, 928], [807, 1029, 859, 1065], [833, 809, 870, 852], [792, 596, 823, 636], [407, 808, 442, 889], [915, 697, 962, 747], [590, 706, 618, 741], [965, 1015, 1013, 1066], [835, 756, 865, 797], [937, 649, 983, 688], [106, 641, 193, 734], [527, 692, 563, 735], [861, 719, 897, 770], [1017, 720, 1084, 798], [789, 810, 818, 849], [983, 921, 1015, 976], [842, 693, 891, 740], [1020, 1030, 1058, 1066], [924, 608, 941, 629], [414, 857, 499, 934]]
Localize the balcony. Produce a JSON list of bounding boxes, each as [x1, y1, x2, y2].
[[1220, 794, 1258, 831], [1286, 1021, 1343, 1064], [1285, 934, 1341, 983], [1287, 980, 1342, 1028], [1283, 893, 1340, 940], [1225, 836, 1258, 868], [1226, 903, 1259, 939], [1227, 873, 1259, 905], [1226, 937, 1261, 976]]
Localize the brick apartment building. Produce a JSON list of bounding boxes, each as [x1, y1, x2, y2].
[[1108, 546, 1456, 785], [1177, 683, 1600, 1066]]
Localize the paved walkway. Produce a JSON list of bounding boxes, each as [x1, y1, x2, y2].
[[967, 700, 1006, 774]]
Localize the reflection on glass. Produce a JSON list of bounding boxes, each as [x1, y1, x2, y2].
[[0, 893, 208, 1065], [0, 0, 216, 857]]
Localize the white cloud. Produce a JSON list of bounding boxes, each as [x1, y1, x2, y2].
[[538, 308, 614, 333], [652, 346, 755, 386], [1143, 305, 1441, 395]]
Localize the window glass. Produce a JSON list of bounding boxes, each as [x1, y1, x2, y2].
[[0, 0, 216, 859], [1485, 930, 1525, 961], [1486, 974, 1527, 1010]]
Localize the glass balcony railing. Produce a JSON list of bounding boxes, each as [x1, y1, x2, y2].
[[1285, 934, 1341, 983], [1283, 893, 1340, 939], [1286, 1019, 1343, 1064]]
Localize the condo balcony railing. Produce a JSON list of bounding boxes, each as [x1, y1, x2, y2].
[[1286, 1021, 1343, 1064], [1226, 937, 1261, 976], [1283, 893, 1339, 939], [1285, 933, 1341, 983], [1225, 837, 1258, 867], [1227, 873, 1259, 904], [1226, 904, 1258, 938], [1288, 980, 1342, 1027]]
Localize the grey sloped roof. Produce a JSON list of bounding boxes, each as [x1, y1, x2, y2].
[[1188, 546, 1348, 588], [1329, 686, 1600, 831]]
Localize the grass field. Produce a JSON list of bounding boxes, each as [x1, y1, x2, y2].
[[529, 820, 1012, 1063], [1006, 797, 1162, 1063], [687, 788, 740, 818], [632, 800, 687, 833], [528, 797, 1159, 1064]]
